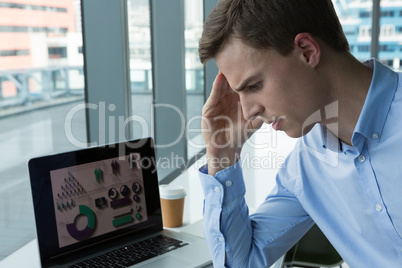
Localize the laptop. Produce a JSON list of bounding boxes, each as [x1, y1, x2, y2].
[[28, 137, 211, 268]]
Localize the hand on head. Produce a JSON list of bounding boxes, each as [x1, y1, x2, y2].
[[202, 72, 263, 175]]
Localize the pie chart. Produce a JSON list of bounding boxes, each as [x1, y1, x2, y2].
[[66, 205, 96, 240]]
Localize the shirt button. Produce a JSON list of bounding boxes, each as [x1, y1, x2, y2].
[[214, 186, 220, 193], [358, 155, 366, 162], [225, 180, 232, 187], [372, 133, 379, 139], [376, 204, 382, 211], [219, 237, 224, 242]]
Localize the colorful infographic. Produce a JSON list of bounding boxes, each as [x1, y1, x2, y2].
[[50, 153, 147, 248]]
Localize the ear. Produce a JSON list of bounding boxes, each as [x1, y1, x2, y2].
[[294, 33, 321, 68]]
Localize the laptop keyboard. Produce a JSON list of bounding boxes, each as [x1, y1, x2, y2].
[[69, 235, 189, 268]]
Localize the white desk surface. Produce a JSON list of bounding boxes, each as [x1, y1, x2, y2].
[[0, 224, 209, 268]]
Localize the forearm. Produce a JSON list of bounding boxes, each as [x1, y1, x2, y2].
[[199, 159, 314, 267], [204, 195, 252, 267], [201, 164, 279, 267], [200, 161, 252, 267]]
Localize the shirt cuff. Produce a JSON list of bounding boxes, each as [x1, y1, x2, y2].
[[198, 159, 246, 210]]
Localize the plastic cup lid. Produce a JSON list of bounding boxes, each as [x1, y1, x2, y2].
[[159, 184, 186, 200]]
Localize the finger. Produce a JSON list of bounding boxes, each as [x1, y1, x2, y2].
[[204, 72, 227, 107]]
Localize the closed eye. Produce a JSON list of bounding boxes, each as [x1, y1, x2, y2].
[[248, 82, 261, 91]]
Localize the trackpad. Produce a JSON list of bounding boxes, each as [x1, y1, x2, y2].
[[137, 255, 192, 268]]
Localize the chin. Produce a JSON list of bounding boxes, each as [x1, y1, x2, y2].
[[285, 124, 315, 138], [285, 131, 303, 139]]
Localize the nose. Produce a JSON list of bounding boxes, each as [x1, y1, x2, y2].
[[239, 94, 263, 121]]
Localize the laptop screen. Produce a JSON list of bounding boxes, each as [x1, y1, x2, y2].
[[28, 138, 163, 266]]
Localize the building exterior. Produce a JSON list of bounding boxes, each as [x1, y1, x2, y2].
[[0, 0, 83, 100], [334, 0, 402, 69], [3, 0, 401, 105], [0, 0, 82, 70]]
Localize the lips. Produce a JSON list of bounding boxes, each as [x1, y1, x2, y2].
[[271, 117, 284, 131], [262, 115, 284, 131]]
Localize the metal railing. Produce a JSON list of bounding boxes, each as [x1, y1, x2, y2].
[[0, 66, 205, 109], [0, 66, 85, 108]]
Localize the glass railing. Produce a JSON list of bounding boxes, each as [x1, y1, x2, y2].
[[0, 66, 85, 109], [0, 67, 204, 113]]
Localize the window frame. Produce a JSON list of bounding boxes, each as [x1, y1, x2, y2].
[[81, 0, 218, 183]]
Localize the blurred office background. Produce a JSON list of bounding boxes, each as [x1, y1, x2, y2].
[[0, 0, 400, 260]]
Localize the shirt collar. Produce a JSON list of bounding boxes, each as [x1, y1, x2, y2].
[[351, 59, 398, 149], [301, 124, 341, 167]]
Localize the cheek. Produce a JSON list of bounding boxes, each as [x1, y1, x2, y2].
[[282, 73, 323, 117], [262, 79, 298, 112], [257, 88, 280, 113], [259, 71, 319, 117]]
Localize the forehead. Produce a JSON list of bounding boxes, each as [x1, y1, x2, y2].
[[217, 38, 263, 65], [215, 38, 272, 88]]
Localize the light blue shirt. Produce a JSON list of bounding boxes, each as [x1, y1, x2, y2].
[[199, 59, 402, 267]]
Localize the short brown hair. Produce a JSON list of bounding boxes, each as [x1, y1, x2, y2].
[[199, 0, 350, 64]]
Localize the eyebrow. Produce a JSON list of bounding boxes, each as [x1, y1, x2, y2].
[[234, 75, 259, 92]]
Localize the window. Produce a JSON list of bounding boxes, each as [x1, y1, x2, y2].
[[381, 10, 394, 17], [360, 11, 371, 18], [333, 0, 373, 61], [0, 0, 85, 260], [379, 44, 395, 52], [358, 45, 370, 52], [344, 30, 357, 36], [359, 25, 372, 38], [185, 0, 205, 159], [0, 2, 68, 12], [48, 47, 68, 59], [1, 0, 222, 260], [127, 0, 153, 142], [125, 0, 212, 182], [335, 0, 402, 70], [0, 49, 29, 57], [380, 25, 395, 37], [0, 26, 68, 35], [379, 1, 402, 70]]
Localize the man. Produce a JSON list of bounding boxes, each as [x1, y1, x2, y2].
[[198, 0, 402, 267]]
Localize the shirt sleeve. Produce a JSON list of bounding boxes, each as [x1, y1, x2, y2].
[[199, 156, 314, 268]]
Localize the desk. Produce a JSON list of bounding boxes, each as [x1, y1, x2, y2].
[[0, 157, 283, 267], [0, 222, 211, 268], [0, 161, 208, 268]]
